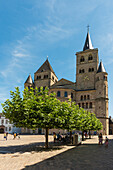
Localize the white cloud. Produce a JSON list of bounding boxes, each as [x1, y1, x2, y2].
[[12, 51, 29, 58]]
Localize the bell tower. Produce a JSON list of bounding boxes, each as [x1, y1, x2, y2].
[[76, 29, 99, 90]]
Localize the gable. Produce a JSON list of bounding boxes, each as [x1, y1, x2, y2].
[[50, 78, 76, 90], [35, 59, 57, 76]]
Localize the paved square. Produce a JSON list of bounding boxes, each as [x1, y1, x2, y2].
[[0, 134, 113, 170]]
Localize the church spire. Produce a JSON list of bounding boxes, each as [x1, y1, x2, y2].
[[97, 61, 106, 73], [25, 74, 33, 84], [83, 26, 94, 51]]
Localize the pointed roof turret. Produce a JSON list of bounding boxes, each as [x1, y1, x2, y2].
[[83, 27, 94, 51], [97, 61, 106, 73], [25, 74, 33, 84]]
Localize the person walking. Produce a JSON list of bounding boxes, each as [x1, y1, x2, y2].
[[4, 132, 7, 140], [53, 132, 56, 143], [6, 132, 8, 140], [105, 136, 108, 147], [98, 133, 103, 145], [13, 132, 17, 139]]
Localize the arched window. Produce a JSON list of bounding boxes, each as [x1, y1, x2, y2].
[[57, 91, 60, 97], [89, 68, 91, 72], [92, 68, 94, 72], [71, 93, 73, 98], [78, 103, 81, 108], [79, 69, 85, 73], [81, 95, 83, 101], [89, 68, 94, 72], [64, 91, 68, 97], [88, 55, 93, 60], [104, 76, 107, 81], [44, 75, 48, 79], [86, 103, 88, 109], [37, 76, 41, 79], [80, 56, 85, 62], [82, 103, 84, 108], [84, 95, 86, 100], [87, 95, 90, 100], [82, 69, 85, 73], [89, 102, 92, 108]]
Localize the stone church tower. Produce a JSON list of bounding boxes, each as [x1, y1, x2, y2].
[[75, 30, 109, 135], [24, 30, 109, 135], [25, 58, 58, 90], [95, 62, 109, 134]]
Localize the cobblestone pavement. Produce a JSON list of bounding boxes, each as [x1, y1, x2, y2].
[[0, 134, 113, 170]]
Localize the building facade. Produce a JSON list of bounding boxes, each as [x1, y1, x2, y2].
[[24, 31, 109, 135], [0, 113, 21, 134]]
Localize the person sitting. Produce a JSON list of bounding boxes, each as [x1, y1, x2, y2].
[[57, 132, 61, 141]]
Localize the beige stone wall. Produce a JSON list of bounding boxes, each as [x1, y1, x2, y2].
[[34, 71, 50, 88], [95, 71, 109, 134], [34, 71, 58, 89], [99, 118, 109, 135], [76, 49, 99, 90], [49, 88, 75, 102], [95, 72, 108, 99], [75, 48, 109, 135], [75, 90, 96, 113]]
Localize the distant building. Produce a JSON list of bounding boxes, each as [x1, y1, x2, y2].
[[109, 116, 113, 135], [24, 30, 109, 135], [0, 113, 21, 134]]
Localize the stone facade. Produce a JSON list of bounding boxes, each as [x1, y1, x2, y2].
[[24, 31, 109, 135]]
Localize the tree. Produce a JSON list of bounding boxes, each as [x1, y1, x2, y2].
[[2, 87, 25, 127], [2, 87, 62, 148], [2, 87, 103, 147]]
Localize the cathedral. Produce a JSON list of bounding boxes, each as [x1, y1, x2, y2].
[[24, 30, 109, 135]]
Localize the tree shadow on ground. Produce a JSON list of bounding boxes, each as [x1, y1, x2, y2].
[[0, 141, 67, 154], [23, 139, 113, 170]]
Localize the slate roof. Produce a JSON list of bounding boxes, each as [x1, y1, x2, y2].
[[50, 78, 76, 90], [97, 61, 106, 73], [83, 31, 94, 51], [25, 74, 33, 84]]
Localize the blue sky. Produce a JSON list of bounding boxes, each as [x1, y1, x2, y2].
[[0, 0, 113, 116]]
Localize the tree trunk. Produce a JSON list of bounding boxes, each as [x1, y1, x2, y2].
[[89, 130, 91, 139], [45, 127, 49, 148], [82, 131, 84, 141], [70, 131, 72, 144]]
